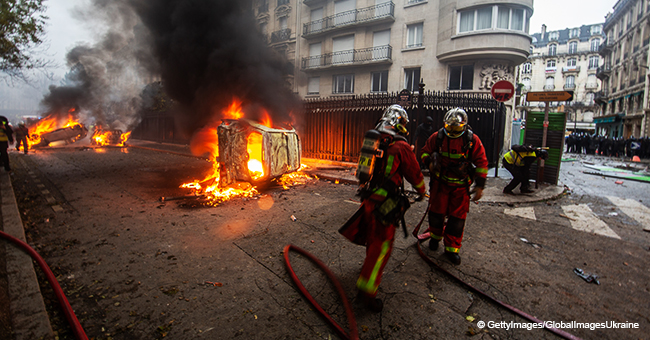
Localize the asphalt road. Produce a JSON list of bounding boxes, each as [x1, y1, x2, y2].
[[3, 145, 650, 340]]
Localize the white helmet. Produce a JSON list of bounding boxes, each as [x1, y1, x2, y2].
[[376, 104, 409, 135], [443, 107, 468, 138]]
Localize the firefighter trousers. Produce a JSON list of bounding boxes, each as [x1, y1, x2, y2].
[[427, 180, 469, 253], [356, 201, 396, 298]]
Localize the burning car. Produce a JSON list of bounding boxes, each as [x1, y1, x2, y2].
[[217, 119, 301, 186], [33, 124, 88, 147], [91, 128, 131, 146]]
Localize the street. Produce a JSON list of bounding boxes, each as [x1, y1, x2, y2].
[[3, 144, 650, 340]]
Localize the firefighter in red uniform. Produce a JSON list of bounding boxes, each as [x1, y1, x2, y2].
[[340, 105, 426, 312], [420, 108, 488, 265]]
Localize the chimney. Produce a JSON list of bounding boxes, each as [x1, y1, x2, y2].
[[541, 24, 547, 40]]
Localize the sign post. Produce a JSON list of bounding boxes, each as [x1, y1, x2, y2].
[[489, 80, 515, 178], [525, 90, 573, 186]]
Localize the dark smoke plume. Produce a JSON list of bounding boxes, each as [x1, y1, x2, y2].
[[129, 0, 302, 133]]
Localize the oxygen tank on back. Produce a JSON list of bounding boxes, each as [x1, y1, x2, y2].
[[356, 129, 383, 184]]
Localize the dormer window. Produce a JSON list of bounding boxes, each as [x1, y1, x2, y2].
[[549, 31, 559, 40]]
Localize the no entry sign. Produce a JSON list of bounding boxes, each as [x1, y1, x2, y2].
[[491, 80, 515, 102]]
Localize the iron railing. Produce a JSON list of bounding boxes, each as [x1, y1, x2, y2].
[[271, 28, 291, 43], [301, 45, 392, 69], [564, 84, 576, 90], [543, 85, 555, 90], [303, 2, 394, 36], [585, 82, 598, 89], [562, 66, 580, 73]]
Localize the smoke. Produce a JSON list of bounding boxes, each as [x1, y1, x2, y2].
[[129, 0, 301, 133], [40, 0, 301, 136], [40, 0, 154, 131]]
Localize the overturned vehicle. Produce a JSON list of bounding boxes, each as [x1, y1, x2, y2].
[[32, 124, 88, 147]]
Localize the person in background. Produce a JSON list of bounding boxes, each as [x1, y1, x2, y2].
[[0, 116, 14, 171], [502, 145, 548, 195], [15, 123, 29, 154], [413, 116, 434, 169]]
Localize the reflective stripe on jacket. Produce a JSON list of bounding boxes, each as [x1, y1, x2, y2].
[[503, 150, 536, 166]]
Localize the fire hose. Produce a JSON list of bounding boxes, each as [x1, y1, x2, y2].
[[0, 230, 88, 340], [282, 244, 358, 340], [411, 195, 583, 340]]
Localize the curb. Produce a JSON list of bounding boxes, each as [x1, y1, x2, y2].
[[1, 172, 54, 340]]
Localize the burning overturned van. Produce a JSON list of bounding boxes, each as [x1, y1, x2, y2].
[[217, 119, 301, 186]]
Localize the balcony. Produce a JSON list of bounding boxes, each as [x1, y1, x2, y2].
[[304, 0, 327, 5], [598, 39, 612, 54], [277, 0, 289, 6], [301, 45, 392, 70], [543, 85, 555, 90], [271, 28, 292, 44], [407, 0, 426, 4], [562, 65, 580, 73], [564, 84, 577, 90], [545, 67, 557, 74], [585, 82, 598, 89], [596, 63, 611, 80], [303, 2, 395, 37], [595, 90, 608, 104]]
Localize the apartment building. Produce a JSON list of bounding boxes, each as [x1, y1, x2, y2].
[[596, 0, 650, 138], [254, 0, 533, 100], [518, 23, 604, 132]]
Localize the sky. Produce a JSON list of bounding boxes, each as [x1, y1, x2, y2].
[[528, 0, 615, 33]]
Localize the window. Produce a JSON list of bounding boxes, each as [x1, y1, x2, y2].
[[371, 71, 388, 92], [565, 75, 575, 86], [568, 41, 577, 54], [333, 35, 354, 64], [279, 16, 288, 30], [546, 59, 556, 70], [567, 58, 577, 67], [549, 31, 559, 40], [548, 44, 557, 56], [404, 68, 421, 92], [570, 28, 580, 38], [591, 25, 602, 35], [448, 65, 474, 90], [307, 77, 320, 94], [590, 38, 601, 52], [458, 5, 528, 33], [522, 62, 532, 74], [589, 55, 599, 69], [333, 74, 354, 94], [406, 23, 423, 48], [522, 77, 531, 89]]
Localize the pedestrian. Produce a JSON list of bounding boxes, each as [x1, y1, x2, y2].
[[15, 123, 29, 154], [339, 104, 426, 312], [420, 108, 488, 265], [502, 145, 548, 194], [0, 116, 14, 171], [413, 116, 434, 169]]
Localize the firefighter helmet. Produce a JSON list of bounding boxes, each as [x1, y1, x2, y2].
[[376, 105, 409, 136], [443, 108, 468, 138]]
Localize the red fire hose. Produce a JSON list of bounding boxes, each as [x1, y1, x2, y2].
[[283, 244, 358, 340], [0, 230, 88, 340], [411, 196, 582, 340]]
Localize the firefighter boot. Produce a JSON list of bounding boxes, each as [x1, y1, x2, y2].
[[444, 251, 461, 265], [427, 212, 445, 252], [357, 291, 383, 313]]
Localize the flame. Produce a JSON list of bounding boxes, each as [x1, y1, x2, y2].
[[222, 98, 244, 120], [91, 127, 132, 147], [179, 100, 312, 206], [27, 112, 82, 147]]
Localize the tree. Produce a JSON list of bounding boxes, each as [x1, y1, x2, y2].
[[0, 0, 48, 81]]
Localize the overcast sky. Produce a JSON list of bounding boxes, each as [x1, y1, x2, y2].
[[529, 0, 615, 33], [40, 0, 618, 77]]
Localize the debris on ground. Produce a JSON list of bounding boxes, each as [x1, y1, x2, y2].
[[573, 268, 600, 285]]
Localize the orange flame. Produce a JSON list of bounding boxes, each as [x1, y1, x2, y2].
[[222, 98, 244, 120], [27, 112, 82, 147], [91, 128, 132, 147]]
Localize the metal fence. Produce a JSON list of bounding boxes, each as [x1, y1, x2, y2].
[[302, 90, 506, 167]]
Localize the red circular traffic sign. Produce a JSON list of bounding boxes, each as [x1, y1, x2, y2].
[[491, 80, 515, 102]]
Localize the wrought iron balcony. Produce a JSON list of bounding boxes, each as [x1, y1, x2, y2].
[[562, 65, 580, 73], [585, 82, 598, 89], [598, 39, 612, 55], [303, 2, 395, 37], [301, 45, 392, 70], [543, 85, 555, 90], [596, 63, 611, 80], [564, 84, 576, 90], [303, 0, 326, 5], [271, 28, 291, 44], [545, 67, 557, 74], [594, 90, 608, 103]]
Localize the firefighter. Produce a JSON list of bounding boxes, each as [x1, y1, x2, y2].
[[0, 116, 14, 171], [420, 108, 488, 265], [502, 145, 549, 194], [15, 123, 29, 154], [339, 104, 426, 312]]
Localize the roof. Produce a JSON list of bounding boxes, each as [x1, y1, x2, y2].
[[531, 23, 605, 47]]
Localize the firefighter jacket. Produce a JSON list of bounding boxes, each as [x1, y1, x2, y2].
[[367, 134, 426, 202], [421, 131, 488, 188], [503, 145, 539, 167], [0, 124, 14, 143]]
